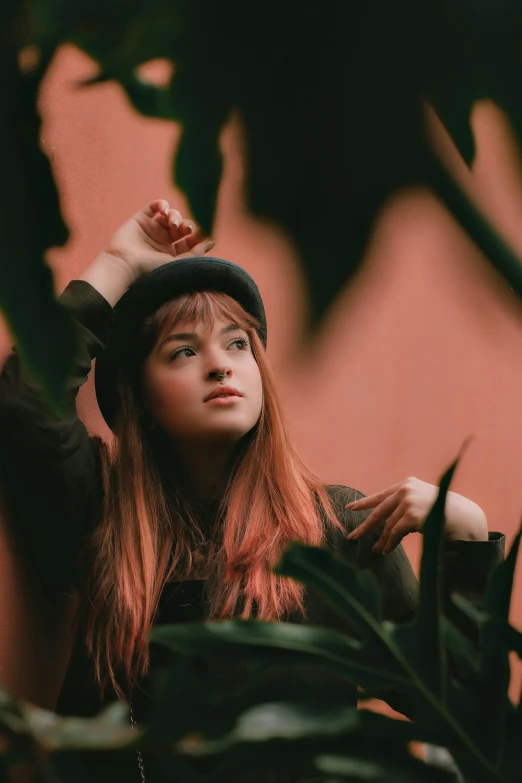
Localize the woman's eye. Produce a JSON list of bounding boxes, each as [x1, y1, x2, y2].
[[229, 337, 250, 351], [169, 346, 195, 361]]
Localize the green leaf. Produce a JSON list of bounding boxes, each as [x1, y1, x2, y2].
[[427, 154, 522, 302], [275, 545, 389, 668], [150, 621, 410, 695], [0, 21, 77, 410], [150, 615, 499, 779], [392, 459, 458, 701], [440, 617, 479, 681], [68, 3, 183, 77], [315, 752, 453, 782], [121, 77, 178, 120], [0, 683, 30, 736], [147, 656, 362, 749], [179, 703, 359, 756], [422, 5, 522, 168], [24, 702, 139, 752], [428, 97, 476, 166], [277, 545, 382, 629], [476, 530, 521, 765], [174, 118, 225, 235], [1, 678, 140, 754]]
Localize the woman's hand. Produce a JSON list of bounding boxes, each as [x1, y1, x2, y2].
[[102, 199, 214, 281], [345, 477, 488, 554], [81, 200, 215, 306]]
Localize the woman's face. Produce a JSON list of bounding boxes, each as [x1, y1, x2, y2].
[[141, 315, 263, 447]]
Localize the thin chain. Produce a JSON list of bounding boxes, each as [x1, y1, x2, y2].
[[130, 702, 147, 783]]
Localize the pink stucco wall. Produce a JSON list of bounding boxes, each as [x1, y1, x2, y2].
[[1, 45, 522, 708]]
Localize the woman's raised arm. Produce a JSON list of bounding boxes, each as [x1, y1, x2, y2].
[[0, 200, 213, 589]]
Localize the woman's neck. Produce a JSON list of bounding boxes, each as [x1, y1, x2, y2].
[[172, 439, 241, 503]]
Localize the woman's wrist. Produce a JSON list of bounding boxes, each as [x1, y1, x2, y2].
[[80, 251, 139, 307]]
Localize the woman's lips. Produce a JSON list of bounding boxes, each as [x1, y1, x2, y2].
[[205, 395, 242, 406], [204, 385, 243, 402]]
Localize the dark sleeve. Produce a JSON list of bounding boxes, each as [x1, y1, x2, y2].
[[0, 281, 114, 590], [327, 485, 418, 624], [327, 485, 506, 629], [440, 532, 505, 642]]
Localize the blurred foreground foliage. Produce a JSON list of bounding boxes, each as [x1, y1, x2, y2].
[[0, 464, 521, 781], [2, 1, 522, 403]]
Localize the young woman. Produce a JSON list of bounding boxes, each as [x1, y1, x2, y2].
[[0, 200, 504, 779]]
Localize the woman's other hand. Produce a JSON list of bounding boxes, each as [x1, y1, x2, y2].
[[345, 477, 488, 554], [81, 200, 215, 306]]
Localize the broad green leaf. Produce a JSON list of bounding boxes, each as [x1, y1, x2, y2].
[[0, 23, 77, 410], [174, 117, 226, 235], [483, 530, 521, 625], [24, 702, 139, 752], [29, 0, 522, 335], [121, 78, 178, 120], [315, 752, 452, 782], [476, 530, 521, 765], [277, 544, 382, 627], [177, 703, 359, 756], [150, 616, 499, 780], [427, 154, 522, 301], [501, 623, 522, 658], [428, 98, 476, 166], [392, 459, 458, 701], [150, 621, 410, 695], [275, 545, 385, 655], [201, 734, 452, 783], [146, 656, 361, 748], [423, 4, 522, 168], [68, 3, 182, 75], [1, 680, 138, 753], [440, 617, 479, 681], [0, 683, 30, 735], [175, 702, 446, 782]]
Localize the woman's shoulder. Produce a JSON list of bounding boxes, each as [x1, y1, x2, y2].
[[323, 484, 365, 515], [322, 484, 367, 536], [323, 484, 364, 505]]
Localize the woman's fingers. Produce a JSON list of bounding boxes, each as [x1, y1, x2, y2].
[[139, 201, 198, 244], [371, 502, 408, 553], [378, 520, 411, 555], [179, 218, 196, 235], [141, 199, 170, 219], [173, 234, 215, 257], [346, 490, 402, 541], [345, 482, 403, 511], [188, 237, 216, 256], [167, 209, 182, 229]]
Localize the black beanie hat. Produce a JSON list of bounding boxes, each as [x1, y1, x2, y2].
[[94, 257, 267, 429]]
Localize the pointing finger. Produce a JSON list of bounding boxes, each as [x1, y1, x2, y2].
[[346, 491, 402, 540], [345, 482, 403, 511]]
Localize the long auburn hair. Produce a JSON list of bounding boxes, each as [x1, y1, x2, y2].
[[80, 290, 341, 700]]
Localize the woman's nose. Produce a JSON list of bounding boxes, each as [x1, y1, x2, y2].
[[209, 366, 231, 381]]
